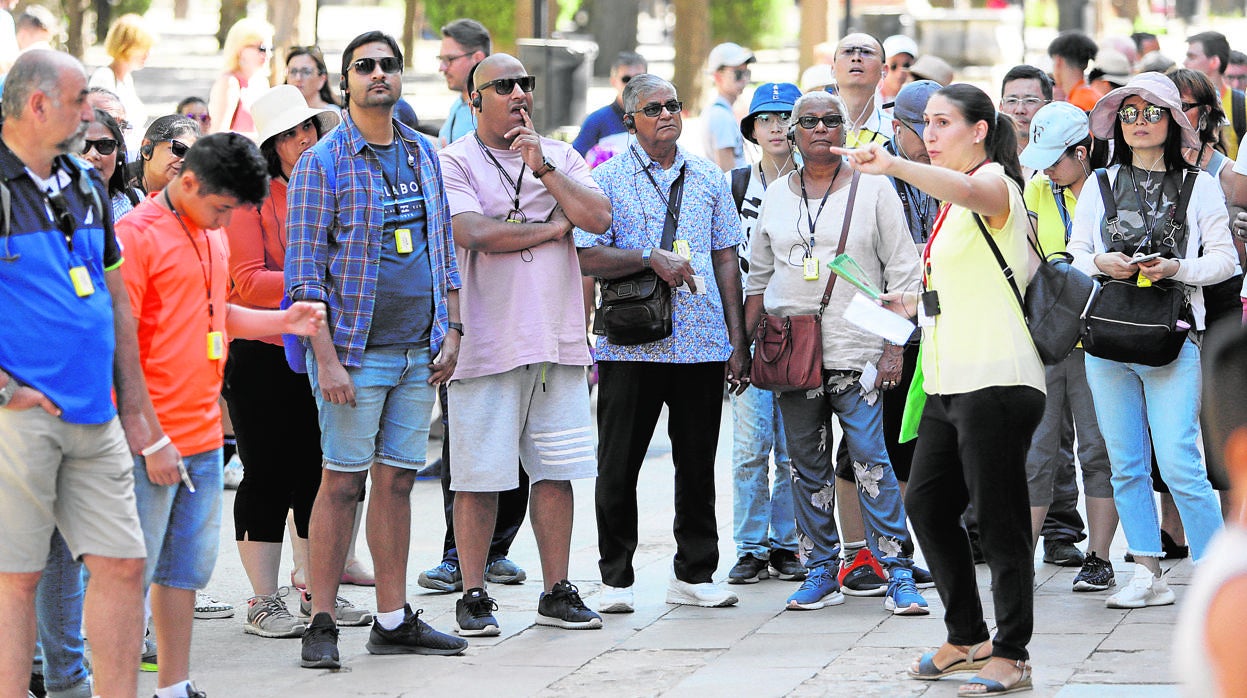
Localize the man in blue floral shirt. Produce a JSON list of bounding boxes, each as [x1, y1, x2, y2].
[[575, 73, 749, 614]]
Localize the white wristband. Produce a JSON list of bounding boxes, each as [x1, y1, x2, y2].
[[141, 434, 171, 457]]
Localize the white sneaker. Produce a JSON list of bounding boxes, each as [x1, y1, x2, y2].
[[1105, 563, 1176, 609], [222, 455, 244, 489], [598, 584, 634, 613], [666, 578, 739, 607]]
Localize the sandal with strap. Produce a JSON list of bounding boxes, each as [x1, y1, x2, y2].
[[958, 659, 1033, 696], [908, 641, 992, 680]]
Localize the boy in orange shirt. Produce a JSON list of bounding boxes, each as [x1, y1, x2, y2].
[[116, 132, 324, 698]]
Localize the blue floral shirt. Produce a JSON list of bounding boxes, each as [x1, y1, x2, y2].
[[574, 145, 744, 363]]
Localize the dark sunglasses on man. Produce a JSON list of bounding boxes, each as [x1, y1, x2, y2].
[[477, 76, 537, 95], [629, 100, 683, 118], [350, 56, 403, 75]]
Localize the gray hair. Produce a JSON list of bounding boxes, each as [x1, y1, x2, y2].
[[2, 50, 80, 120], [622, 74, 675, 113], [792, 91, 848, 121]]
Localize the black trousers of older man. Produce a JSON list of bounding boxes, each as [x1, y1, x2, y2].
[[596, 360, 726, 588]]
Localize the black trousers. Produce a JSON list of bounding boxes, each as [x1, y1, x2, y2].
[[596, 361, 725, 587], [436, 384, 529, 563], [906, 386, 1044, 662], [224, 339, 323, 542]]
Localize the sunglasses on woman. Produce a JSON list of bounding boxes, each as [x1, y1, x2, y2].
[[1117, 104, 1167, 125], [477, 76, 537, 95], [350, 56, 403, 75], [630, 100, 683, 118], [166, 139, 190, 158], [795, 114, 845, 129], [82, 138, 118, 156]]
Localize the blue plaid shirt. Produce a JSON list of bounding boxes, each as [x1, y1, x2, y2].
[[285, 111, 461, 367]]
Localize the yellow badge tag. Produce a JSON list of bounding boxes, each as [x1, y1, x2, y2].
[[206, 331, 224, 360], [673, 239, 691, 259], [803, 256, 820, 281], [395, 228, 413, 254], [69, 265, 94, 297], [1136, 274, 1152, 288]]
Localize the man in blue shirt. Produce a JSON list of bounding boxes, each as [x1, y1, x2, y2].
[[437, 18, 489, 147], [701, 42, 754, 171], [576, 74, 749, 613], [572, 51, 647, 167], [0, 49, 151, 698]]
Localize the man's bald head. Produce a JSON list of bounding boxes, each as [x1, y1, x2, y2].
[[2, 49, 84, 120]]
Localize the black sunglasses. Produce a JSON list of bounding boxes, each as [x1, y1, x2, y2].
[[82, 138, 118, 156], [795, 114, 845, 129], [167, 139, 190, 158], [477, 76, 537, 95], [631, 100, 683, 118], [350, 56, 403, 75]]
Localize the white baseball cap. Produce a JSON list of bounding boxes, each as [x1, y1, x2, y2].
[[883, 35, 919, 60], [707, 42, 755, 73]]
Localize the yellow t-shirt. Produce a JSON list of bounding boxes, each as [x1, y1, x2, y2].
[[921, 163, 1045, 396], [1022, 174, 1076, 255], [1221, 87, 1240, 160]]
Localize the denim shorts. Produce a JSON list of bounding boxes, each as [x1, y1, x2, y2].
[[307, 344, 436, 473], [133, 448, 223, 589]]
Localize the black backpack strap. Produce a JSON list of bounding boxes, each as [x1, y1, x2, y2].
[[730, 165, 750, 215], [1094, 168, 1121, 249], [1159, 167, 1200, 251], [973, 213, 1025, 314], [1234, 89, 1246, 146]]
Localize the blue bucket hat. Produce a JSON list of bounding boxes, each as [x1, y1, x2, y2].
[[892, 80, 942, 139], [741, 82, 801, 143]]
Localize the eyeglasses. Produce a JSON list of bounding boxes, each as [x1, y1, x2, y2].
[[82, 138, 118, 156], [1117, 104, 1167, 124], [620, 74, 635, 84], [754, 112, 790, 126], [166, 139, 190, 158], [287, 67, 319, 79], [838, 46, 879, 59], [795, 114, 845, 129], [1001, 97, 1050, 109], [350, 56, 403, 75], [630, 100, 683, 118], [719, 67, 751, 81], [251, 44, 272, 54], [437, 52, 470, 66], [477, 76, 536, 95]]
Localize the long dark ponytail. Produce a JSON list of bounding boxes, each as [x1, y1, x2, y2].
[[936, 83, 1025, 191]]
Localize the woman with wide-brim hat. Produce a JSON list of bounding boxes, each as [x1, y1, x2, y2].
[[221, 85, 357, 639], [1069, 72, 1236, 608]]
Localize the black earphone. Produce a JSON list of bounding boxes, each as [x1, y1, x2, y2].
[[140, 142, 153, 160], [471, 93, 482, 110], [787, 126, 796, 144], [467, 62, 482, 110], [622, 113, 635, 131]]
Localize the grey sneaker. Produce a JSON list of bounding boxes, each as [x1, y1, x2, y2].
[[299, 588, 374, 627], [536, 580, 602, 630], [417, 560, 463, 593], [485, 557, 527, 585], [245, 588, 305, 638], [366, 604, 467, 656]]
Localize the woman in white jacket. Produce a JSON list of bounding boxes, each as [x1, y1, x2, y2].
[[1068, 72, 1237, 610]]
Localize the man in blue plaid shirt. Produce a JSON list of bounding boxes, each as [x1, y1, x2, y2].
[[285, 30, 466, 668]]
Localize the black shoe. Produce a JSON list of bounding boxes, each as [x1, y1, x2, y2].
[[768, 549, 807, 581], [28, 673, 45, 698], [1043, 540, 1085, 567], [536, 579, 603, 629], [728, 554, 769, 584], [1073, 552, 1116, 592], [366, 603, 467, 656], [910, 564, 935, 589], [300, 612, 340, 669], [1124, 531, 1192, 563], [454, 587, 500, 637]]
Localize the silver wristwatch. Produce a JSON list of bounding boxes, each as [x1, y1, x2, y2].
[[0, 376, 18, 408]]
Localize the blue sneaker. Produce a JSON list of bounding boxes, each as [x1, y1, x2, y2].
[[884, 567, 929, 616], [485, 557, 527, 585], [785, 565, 844, 610], [417, 560, 462, 593]]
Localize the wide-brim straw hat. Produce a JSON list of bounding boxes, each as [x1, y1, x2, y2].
[[1087, 71, 1199, 149], [253, 85, 340, 148]]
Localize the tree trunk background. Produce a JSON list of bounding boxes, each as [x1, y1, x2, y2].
[[61, 0, 88, 59], [268, 0, 301, 86], [401, 0, 423, 69], [799, 0, 829, 78], [217, 0, 247, 49], [672, 0, 709, 114]]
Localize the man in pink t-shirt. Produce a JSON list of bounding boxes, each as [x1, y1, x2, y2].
[[438, 53, 612, 636]]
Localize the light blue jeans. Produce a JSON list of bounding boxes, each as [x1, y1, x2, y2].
[[728, 387, 797, 558], [133, 448, 223, 589], [1084, 340, 1222, 560], [776, 380, 914, 570], [34, 529, 90, 694]]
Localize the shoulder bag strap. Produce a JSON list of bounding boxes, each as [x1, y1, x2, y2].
[[973, 212, 1025, 314], [1157, 167, 1200, 255], [730, 165, 750, 215], [1234, 89, 1246, 143], [818, 170, 861, 316], [1094, 168, 1120, 249]]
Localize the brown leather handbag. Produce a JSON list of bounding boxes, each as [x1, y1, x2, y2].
[[750, 171, 860, 391]]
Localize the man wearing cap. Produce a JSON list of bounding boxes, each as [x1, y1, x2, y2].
[[833, 33, 892, 147], [1185, 31, 1244, 159], [880, 35, 917, 105], [577, 73, 749, 613], [907, 55, 954, 87], [573, 51, 648, 167], [1018, 101, 1118, 595], [724, 82, 805, 585], [999, 65, 1054, 179], [702, 41, 755, 171]]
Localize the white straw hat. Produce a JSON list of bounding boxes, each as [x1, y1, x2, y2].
[[252, 85, 340, 147]]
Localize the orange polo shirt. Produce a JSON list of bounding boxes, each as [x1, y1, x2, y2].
[[1066, 80, 1100, 112], [117, 193, 230, 456]]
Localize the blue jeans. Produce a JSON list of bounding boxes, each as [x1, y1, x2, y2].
[[777, 381, 913, 570], [729, 387, 796, 558], [133, 448, 223, 589], [34, 529, 89, 693], [1084, 340, 1222, 560]]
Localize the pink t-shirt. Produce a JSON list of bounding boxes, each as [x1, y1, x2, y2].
[[439, 134, 597, 379]]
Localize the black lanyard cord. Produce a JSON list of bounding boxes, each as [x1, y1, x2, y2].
[[630, 145, 684, 230], [476, 132, 525, 215], [797, 160, 842, 253]]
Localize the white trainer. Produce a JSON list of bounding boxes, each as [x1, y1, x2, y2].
[[598, 584, 635, 613], [1105, 563, 1176, 609], [666, 578, 739, 607]]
